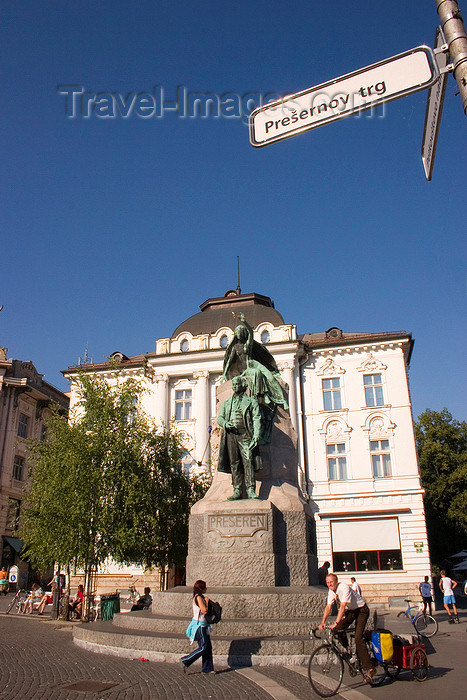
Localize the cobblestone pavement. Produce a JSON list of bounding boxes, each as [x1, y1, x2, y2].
[[0, 615, 276, 700], [1, 602, 465, 700]]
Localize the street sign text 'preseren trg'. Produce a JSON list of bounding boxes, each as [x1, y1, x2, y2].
[[249, 46, 439, 147]]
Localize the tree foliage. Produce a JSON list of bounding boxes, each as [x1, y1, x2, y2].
[[20, 369, 207, 579], [415, 408, 467, 564]]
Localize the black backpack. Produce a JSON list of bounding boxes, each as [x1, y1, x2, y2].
[[205, 599, 222, 624]]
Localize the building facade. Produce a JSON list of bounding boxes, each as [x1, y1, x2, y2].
[[0, 347, 69, 585], [64, 290, 430, 600]]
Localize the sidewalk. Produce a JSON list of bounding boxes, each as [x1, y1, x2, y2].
[[0, 593, 465, 700]]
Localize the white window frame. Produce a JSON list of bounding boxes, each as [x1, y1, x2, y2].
[[322, 377, 342, 411], [370, 439, 392, 477], [363, 373, 385, 407], [174, 388, 192, 421], [327, 442, 348, 481]]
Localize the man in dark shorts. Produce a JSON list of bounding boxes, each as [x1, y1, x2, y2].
[[419, 576, 433, 615]]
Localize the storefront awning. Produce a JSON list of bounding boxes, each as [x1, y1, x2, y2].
[[3, 536, 24, 554]]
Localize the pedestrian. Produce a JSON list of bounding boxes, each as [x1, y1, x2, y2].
[[180, 580, 215, 674], [350, 577, 361, 596], [319, 573, 375, 683], [439, 570, 459, 623], [419, 575, 433, 616], [317, 561, 331, 586], [131, 587, 152, 611], [0, 566, 8, 595]]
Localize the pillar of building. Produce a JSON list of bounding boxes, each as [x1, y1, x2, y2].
[[279, 362, 297, 432], [153, 374, 169, 426], [193, 370, 210, 467]]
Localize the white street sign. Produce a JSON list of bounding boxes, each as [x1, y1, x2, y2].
[[250, 46, 439, 147], [421, 29, 450, 181]]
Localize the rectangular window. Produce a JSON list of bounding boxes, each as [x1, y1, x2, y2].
[[13, 456, 25, 481], [327, 443, 347, 480], [363, 374, 384, 406], [7, 499, 21, 531], [370, 440, 392, 477], [175, 389, 192, 420], [331, 518, 402, 572], [17, 413, 29, 438], [322, 378, 342, 411]]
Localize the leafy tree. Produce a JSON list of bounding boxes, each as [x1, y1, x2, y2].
[[20, 368, 207, 611], [415, 408, 467, 565]]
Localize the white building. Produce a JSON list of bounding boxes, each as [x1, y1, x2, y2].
[[64, 289, 430, 600]]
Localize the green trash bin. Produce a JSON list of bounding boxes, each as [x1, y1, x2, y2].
[[100, 593, 120, 621]]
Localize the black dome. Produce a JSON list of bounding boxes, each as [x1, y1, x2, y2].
[[171, 291, 285, 338]]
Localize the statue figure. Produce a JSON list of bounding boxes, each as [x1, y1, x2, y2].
[[217, 375, 261, 500], [222, 314, 288, 412]]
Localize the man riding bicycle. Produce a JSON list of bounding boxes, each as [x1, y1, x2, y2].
[[319, 573, 375, 683]]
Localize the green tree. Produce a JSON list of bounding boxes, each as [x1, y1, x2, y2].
[[415, 408, 467, 564], [20, 368, 206, 612]]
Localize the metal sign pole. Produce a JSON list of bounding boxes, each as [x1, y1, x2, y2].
[[436, 0, 467, 115]]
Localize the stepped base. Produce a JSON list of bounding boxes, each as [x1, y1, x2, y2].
[[73, 585, 327, 667]]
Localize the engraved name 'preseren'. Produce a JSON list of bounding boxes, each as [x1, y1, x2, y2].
[[208, 513, 268, 537]]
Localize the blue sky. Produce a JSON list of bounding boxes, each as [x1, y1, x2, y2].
[[1, 1, 465, 420]]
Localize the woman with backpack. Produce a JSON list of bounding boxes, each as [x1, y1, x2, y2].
[[181, 580, 215, 674]]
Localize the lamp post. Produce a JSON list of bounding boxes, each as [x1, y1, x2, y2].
[[435, 0, 467, 114]]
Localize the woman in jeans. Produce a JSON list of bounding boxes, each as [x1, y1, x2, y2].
[[181, 580, 215, 674]]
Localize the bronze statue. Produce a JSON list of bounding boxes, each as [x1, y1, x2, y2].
[[217, 315, 289, 500], [217, 375, 261, 500]]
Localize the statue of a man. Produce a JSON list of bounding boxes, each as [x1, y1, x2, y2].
[[217, 375, 261, 500]]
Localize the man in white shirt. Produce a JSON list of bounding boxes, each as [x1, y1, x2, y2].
[[439, 570, 458, 623], [350, 577, 362, 596], [319, 573, 375, 683]]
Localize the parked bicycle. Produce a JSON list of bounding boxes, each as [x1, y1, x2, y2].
[[5, 588, 29, 614], [397, 599, 438, 638], [308, 626, 388, 697]]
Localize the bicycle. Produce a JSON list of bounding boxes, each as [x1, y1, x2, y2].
[[397, 599, 438, 638], [308, 626, 388, 697], [5, 588, 29, 614]]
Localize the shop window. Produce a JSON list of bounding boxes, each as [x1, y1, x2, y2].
[[331, 518, 402, 572]]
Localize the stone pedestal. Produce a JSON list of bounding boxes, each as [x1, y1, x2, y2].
[[186, 379, 318, 587]]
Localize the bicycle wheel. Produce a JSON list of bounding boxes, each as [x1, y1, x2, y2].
[[366, 647, 387, 687], [308, 644, 344, 698], [384, 662, 401, 680], [415, 614, 438, 638], [5, 594, 18, 614], [410, 647, 428, 682]]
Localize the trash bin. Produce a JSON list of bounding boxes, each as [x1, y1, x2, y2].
[[100, 593, 120, 621]]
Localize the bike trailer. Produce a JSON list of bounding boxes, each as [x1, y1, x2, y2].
[[392, 636, 426, 668], [370, 630, 394, 662]]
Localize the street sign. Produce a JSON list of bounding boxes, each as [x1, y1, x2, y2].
[[250, 46, 439, 147], [421, 29, 450, 181]]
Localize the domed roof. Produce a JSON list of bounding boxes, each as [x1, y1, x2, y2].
[[171, 290, 285, 338]]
